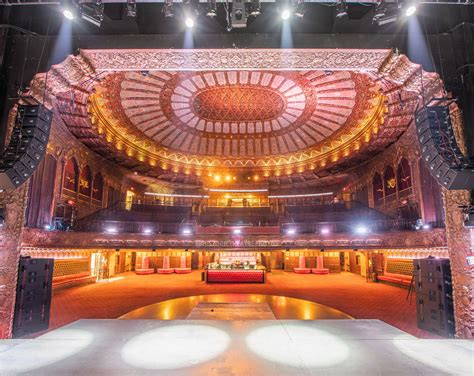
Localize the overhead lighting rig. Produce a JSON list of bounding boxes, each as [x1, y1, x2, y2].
[[163, 0, 174, 17], [279, 0, 305, 21], [80, 0, 105, 27], [372, 0, 401, 25], [373, 0, 417, 26], [231, 0, 247, 28], [182, 0, 199, 27], [335, 0, 348, 19], [206, 0, 217, 17], [126, 0, 137, 17], [249, 0, 261, 17]]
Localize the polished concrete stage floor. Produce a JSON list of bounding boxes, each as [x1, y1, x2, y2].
[[119, 294, 353, 320], [1, 319, 472, 376], [50, 271, 435, 337]]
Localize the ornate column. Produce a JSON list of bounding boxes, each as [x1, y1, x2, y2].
[[0, 184, 29, 338], [442, 189, 474, 338]]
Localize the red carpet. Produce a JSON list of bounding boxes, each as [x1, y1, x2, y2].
[[50, 271, 438, 338]]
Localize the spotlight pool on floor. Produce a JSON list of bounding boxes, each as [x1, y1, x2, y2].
[[121, 324, 230, 370]]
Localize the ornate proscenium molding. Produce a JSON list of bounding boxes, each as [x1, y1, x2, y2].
[[27, 49, 446, 183]]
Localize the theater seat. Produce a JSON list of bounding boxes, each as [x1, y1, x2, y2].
[[135, 256, 155, 275], [158, 255, 174, 274], [175, 255, 192, 274], [294, 256, 311, 274], [312, 256, 329, 274]]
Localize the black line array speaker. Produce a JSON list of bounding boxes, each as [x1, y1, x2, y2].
[[413, 257, 455, 337], [0, 104, 53, 190], [415, 106, 474, 190], [12, 257, 54, 338]]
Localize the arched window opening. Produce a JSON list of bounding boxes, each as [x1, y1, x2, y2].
[[397, 158, 412, 191], [372, 173, 384, 203], [63, 158, 79, 192], [384, 166, 397, 196], [92, 172, 104, 201], [79, 165, 92, 197]]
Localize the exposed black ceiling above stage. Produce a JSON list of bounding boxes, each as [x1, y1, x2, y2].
[[0, 3, 473, 36]]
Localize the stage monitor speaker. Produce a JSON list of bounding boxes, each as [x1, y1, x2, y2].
[[413, 258, 455, 337], [415, 105, 474, 190], [12, 257, 54, 338], [0, 105, 52, 190]]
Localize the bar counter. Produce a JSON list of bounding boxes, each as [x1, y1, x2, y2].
[[205, 268, 266, 283]]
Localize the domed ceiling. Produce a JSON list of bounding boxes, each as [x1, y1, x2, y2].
[[29, 49, 445, 185], [91, 70, 381, 160]]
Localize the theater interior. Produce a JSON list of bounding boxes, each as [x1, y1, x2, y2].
[[0, 2, 473, 375]]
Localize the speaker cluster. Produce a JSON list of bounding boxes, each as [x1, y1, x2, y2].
[[0, 105, 53, 190], [414, 257, 455, 337], [416, 106, 474, 190]]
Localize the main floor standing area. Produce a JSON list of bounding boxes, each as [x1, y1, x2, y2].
[[51, 271, 433, 338]]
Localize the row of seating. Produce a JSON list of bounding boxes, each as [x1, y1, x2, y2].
[[135, 255, 192, 275], [294, 256, 329, 275]]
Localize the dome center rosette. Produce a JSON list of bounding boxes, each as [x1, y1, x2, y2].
[[192, 86, 285, 122]]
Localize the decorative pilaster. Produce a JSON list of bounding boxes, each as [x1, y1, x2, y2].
[[442, 189, 474, 338], [0, 184, 29, 338]]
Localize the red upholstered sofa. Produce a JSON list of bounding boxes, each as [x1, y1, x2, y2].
[[158, 255, 174, 274], [175, 255, 192, 274], [378, 273, 411, 286], [135, 256, 155, 275], [294, 256, 311, 274], [52, 272, 95, 288], [312, 256, 329, 274]]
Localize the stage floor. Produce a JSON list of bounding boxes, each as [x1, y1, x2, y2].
[[1, 319, 472, 375]]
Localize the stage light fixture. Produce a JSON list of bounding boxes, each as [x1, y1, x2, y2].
[[231, 0, 248, 28], [404, 4, 417, 16], [355, 225, 369, 235], [422, 224, 431, 230], [335, 0, 348, 19], [233, 228, 242, 235], [80, 1, 105, 27], [281, 8, 291, 20], [105, 227, 118, 234], [373, 1, 400, 26], [126, 0, 137, 17], [185, 16, 194, 28], [286, 228, 296, 235], [206, 0, 217, 17], [249, 0, 261, 17], [163, 0, 174, 18], [182, 228, 192, 235], [143, 228, 153, 235], [321, 227, 330, 235], [63, 9, 75, 20]]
